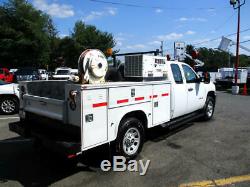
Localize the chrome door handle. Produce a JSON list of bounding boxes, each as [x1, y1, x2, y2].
[[188, 88, 193, 92]]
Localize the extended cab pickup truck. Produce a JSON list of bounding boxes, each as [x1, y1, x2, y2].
[[10, 56, 216, 160]]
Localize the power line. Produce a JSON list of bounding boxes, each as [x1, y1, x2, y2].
[[89, 0, 230, 11], [192, 12, 236, 46], [192, 28, 250, 46], [240, 39, 250, 44], [212, 12, 236, 33]]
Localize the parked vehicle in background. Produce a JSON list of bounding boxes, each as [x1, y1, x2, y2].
[[9, 69, 18, 74], [14, 67, 40, 82], [38, 69, 48, 80], [70, 69, 78, 76], [47, 71, 54, 80], [0, 68, 14, 83], [0, 80, 19, 114], [216, 68, 248, 87], [209, 72, 222, 84], [52, 67, 78, 80]]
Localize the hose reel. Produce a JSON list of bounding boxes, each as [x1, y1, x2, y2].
[[78, 49, 108, 84]]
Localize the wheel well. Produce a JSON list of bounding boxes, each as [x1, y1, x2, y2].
[[207, 91, 216, 103], [0, 94, 19, 103], [120, 110, 148, 129]]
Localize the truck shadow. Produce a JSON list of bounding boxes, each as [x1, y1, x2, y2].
[[0, 136, 97, 186], [0, 122, 195, 186], [146, 122, 194, 142]]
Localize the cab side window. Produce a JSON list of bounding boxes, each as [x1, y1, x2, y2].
[[171, 64, 183, 84], [182, 65, 197, 83]]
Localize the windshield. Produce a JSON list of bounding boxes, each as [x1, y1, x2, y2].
[[56, 70, 70, 75], [16, 69, 38, 75]]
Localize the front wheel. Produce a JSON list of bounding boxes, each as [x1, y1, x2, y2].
[[202, 96, 215, 121], [115, 117, 145, 160]]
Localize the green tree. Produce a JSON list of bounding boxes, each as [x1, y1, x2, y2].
[[184, 45, 232, 71], [0, 0, 55, 68], [71, 20, 116, 54], [198, 47, 229, 71], [55, 37, 81, 68]]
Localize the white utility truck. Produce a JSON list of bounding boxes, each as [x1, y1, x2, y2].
[[10, 49, 216, 160]]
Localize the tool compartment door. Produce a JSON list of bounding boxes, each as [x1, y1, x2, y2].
[[82, 89, 108, 149], [152, 84, 171, 126]]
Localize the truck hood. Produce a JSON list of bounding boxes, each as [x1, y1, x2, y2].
[[0, 83, 19, 97]]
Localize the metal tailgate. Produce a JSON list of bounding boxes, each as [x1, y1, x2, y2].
[[23, 94, 66, 122]]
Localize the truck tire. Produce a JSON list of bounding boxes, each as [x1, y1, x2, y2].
[[115, 117, 145, 160], [0, 96, 19, 115], [202, 96, 215, 121]]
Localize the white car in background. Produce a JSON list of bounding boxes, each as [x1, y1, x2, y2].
[[38, 69, 48, 80], [0, 80, 19, 114], [52, 67, 78, 80]]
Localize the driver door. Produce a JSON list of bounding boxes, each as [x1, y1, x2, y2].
[[182, 65, 205, 113]]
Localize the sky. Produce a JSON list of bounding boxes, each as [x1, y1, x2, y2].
[[1, 0, 250, 56]]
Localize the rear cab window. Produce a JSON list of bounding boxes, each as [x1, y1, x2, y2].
[[170, 64, 183, 84]]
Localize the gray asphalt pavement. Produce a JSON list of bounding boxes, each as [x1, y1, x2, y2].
[[0, 91, 250, 187]]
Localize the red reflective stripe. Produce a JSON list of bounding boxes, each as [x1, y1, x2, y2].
[[67, 154, 77, 159], [117, 99, 129, 104], [92, 102, 107, 108], [161, 93, 169, 97], [149, 95, 158, 99], [135, 97, 144, 101]]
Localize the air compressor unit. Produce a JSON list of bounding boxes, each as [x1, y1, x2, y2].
[[124, 55, 168, 81]]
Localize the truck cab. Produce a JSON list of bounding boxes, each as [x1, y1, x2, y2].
[[169, 61, 215, 119]]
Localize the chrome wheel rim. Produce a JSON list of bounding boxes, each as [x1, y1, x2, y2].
[[206, 100, 214, 118], [1, 99, 16, 114], [123, 127, 140, 155]]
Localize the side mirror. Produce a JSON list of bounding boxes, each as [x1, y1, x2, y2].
[[202, 72, 210, 84], [195, 77, 202, 83], [204, 76, 210, 83]]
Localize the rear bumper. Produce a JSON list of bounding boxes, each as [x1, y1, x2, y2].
[[9, 121, 81, 158]]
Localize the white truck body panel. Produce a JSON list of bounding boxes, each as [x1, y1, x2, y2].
[[68, 81, 170, 151], [81, 89, 108, 149]]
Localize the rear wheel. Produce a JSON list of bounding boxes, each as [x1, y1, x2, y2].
[[0, 96, 19, 115], [115, 117, 145, 160], [202, 96, 215, 121]]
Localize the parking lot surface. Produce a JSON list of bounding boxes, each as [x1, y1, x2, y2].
[[0, 91, 250, 187]]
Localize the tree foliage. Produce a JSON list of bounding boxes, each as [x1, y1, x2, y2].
[[54, 20, 116, 68], [72, 20, 115, 52], [185, 44, 250, 71], [0, 0, 53, 68], [0, 0, 116, 70], [1, 0, 248, 71]]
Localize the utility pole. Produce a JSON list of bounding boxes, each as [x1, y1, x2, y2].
[[230, 0, 245, 94], [228, 49, 231, 68], [160, 41, 164, 56]]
